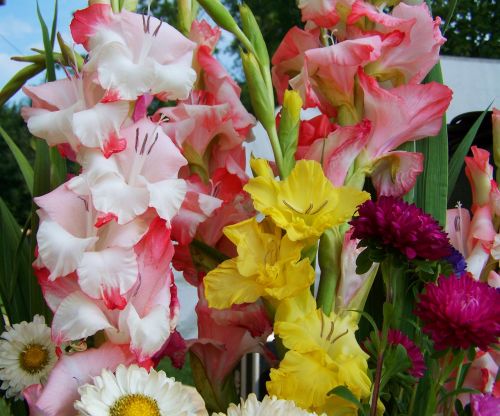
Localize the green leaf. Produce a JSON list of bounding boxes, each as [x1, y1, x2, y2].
[[50, 146, 67, 189], [448, 105, 492, 199], [328, 386, 362, 408], [443, 0, 458, 34], [415, 62, 448, 226], [50, 0, 59, 47], [36, 1, 56, 82], [0, 396, 13, 416], [0, 126, 34, 195], [0, 62, 45, 107]]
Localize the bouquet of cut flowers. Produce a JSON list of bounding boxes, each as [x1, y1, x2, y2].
[[0, 0, 498, 415]]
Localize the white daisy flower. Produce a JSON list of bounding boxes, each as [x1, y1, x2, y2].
[[214, 394, 323, 416], [0, 314, 57, 398], [74, 364, 208, 416]]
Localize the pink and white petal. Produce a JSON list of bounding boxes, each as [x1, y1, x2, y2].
[[300, 120, 371, 186], [91, 44, 155, 100], [359, 69, 452, 158], [23, 78, 81, 111], [99, 213, 152, 248], [124, 303, 172, 361], [152, 61, 196, 100], [29, 343, 135, 416], [91, 173, 150, 224], [117, 118, 187, 182], [23, 384, 44, 416], [77, 247, 138, 302], [34, 184, 89, 238], [298, 0, 340, 27], [190, 20, 221, 51], [34, 268, 80, 312], [37, 217, 98, 280], [52, 292, 112, 344], [25, 106, 80, 147], [72, 101, 129, 150], [370, 151, 424, 197], [147, 178, 187, 224], [70, 3, 113, 49]]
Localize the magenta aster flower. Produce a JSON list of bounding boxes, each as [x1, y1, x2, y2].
[[387, 329, 426, 378], [350, 196, 451, 261], [415, 274, 500, 351], [470, 393, 500, 416]]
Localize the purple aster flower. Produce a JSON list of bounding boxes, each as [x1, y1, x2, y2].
[[445, 247, 467, 276], [415, 274, 500, 351], [470, 393, 500, 416], [350, 196, 452, 261], [387, 329, 426, 378]]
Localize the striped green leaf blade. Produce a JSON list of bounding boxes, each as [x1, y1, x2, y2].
[[415, 62, 448, 226]]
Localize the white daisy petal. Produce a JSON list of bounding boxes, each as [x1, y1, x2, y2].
[[75, 364, 208, 415], [215, 394, 323, 416], [0, 315, 57, 399]]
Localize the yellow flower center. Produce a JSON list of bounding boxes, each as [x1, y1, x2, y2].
[[110, 394, 161, 416], [19, 344, 49, 374]]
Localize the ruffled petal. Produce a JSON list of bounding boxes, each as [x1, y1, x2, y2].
[[37, 216, 98, 280], [147, 178, 187, 223]]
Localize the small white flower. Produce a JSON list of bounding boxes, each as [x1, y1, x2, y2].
[[0, 315, 57, 399], [75, 364, 208, 416], [214, 394, 323, 416]]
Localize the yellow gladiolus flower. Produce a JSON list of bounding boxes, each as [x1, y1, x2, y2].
[[244, 159, 370, 242], [267, 291, 372, 415], [203, 218, 315, 309]]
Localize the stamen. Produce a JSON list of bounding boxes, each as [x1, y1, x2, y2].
[[320, 313, 325, 337], [147, 133, 159, 155], [142, 14, 147, 33], [59, 61, 73, 80], [330, 329, 349, 345], [282, 199, 302, 213], [309, 200, 328, 215], [304, 202, 314, 214], [146, 15, 151, 33], [326, 321, 335, 341], [153, 19, 163, 37], [135, 128, 139, 152], [140, 133, 149, 155]]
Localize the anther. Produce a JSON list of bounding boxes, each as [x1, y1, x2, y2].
[[140, 133, 149, 155], [147, 132, 159, 155], [282, 199, 302, 213], [153, 19, 163, 37], [310, 200, 328, 215], [320, 313, 325, 337], [330, 329, 349, 345], [135, 128, 139, 152], [304, 202, 314, 214], [326, 321, 335, 341]]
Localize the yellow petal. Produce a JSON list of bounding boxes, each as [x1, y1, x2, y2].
[[203, 259, 264, 309]]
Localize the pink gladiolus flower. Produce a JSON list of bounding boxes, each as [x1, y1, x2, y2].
[[35, 184, 150, 307], [465, 146, 495, 209], [23, 343, 136, 416], [348, 1, 445, 85], [188, 285, 273, 384], [71, 3, 197, 101], [68, 117, 188, 225], [37, 217, 180, 362], [22, 74, 129, 156], [297, 0, 341, 28]]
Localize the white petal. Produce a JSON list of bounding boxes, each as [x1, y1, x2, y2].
[[77, 247, 138, 299], [152, 61, 196, 100], [37, 218, 98, 280], [125, 304, 171, 360], [147, 179, 187, 223], [91, 173, 149, 224], [52, 292, 112, 343], [26, 106, 79, 147], [73, 101, 129, 149]]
